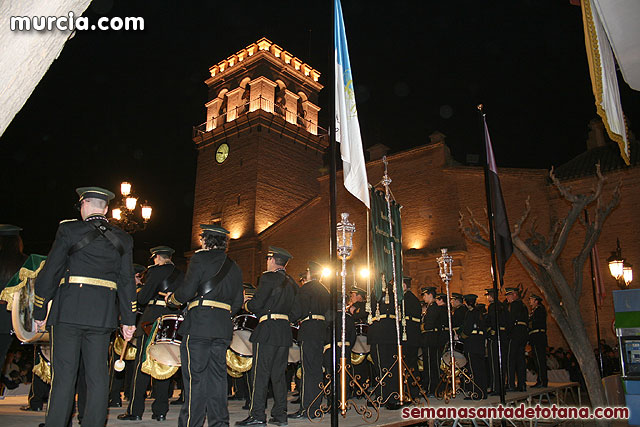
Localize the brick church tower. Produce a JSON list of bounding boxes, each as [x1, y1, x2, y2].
[[191, 38, 326, 282]]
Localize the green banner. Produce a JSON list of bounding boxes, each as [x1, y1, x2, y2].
[[369, 187, 403, 302]]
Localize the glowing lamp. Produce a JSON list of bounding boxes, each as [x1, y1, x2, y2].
[[607, 238, 625, 280], [120, 182, 131, 196], [623, 263, 633, 286], [141, 205, 152, 220], [359, 268, 370, 279], [322, 267, 332, 278], [125, 197, 137, 211], [112, 209, 121, 220]]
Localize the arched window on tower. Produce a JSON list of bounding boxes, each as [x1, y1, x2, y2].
[[274, 80, 286, 119], [239, 77, 251, 116], [297, 91, 308, 127]]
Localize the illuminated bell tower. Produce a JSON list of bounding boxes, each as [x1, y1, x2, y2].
[[191, 38, 326, 281]]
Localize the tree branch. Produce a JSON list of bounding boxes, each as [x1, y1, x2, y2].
[[459, 210, 489, 248], [512, 196, 531, 240]]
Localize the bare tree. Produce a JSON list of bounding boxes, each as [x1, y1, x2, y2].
[[460, 164, 620, 408]]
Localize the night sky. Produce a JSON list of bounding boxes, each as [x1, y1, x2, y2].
[[1, 0, 639, 261]]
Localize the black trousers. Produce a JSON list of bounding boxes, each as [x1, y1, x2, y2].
[[44, 323, 110, 427], [421, 343, 441, 395], [487, 337, 507, 393], [178, 335, 229, 427], [402, 344, 420, 400], [249, 342, 289, 422], [506, 335, 527, 389], [465, 352, 487, 399], [0, 333, 12, 377], [530, 333, 548, 385], [300, 339, 323, 415], [370, 343, 399, 404], [127, 334, 171, 417], [108, 352, 134, 404], [28, 374, 50, 410]]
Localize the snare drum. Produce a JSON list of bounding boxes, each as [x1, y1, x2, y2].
[[352, 323, 370, 355], [441, 341, 467, 369], [288, 323, 300, 364], [230, 314, 258, 357], [148, 314, 184, 366]]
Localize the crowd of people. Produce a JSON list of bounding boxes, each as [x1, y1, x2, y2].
[[0, 186, 623, 427]]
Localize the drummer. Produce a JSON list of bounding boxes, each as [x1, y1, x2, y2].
[[166, 224, 244, 427], [288, 261, 329, 420], [119, 246, 184, 421], [459, 294, 486, 400]]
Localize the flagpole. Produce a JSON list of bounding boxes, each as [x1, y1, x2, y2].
[[478, 104, 506, 407], [585, 209, 604, 377], [330, 0, 339, 424]]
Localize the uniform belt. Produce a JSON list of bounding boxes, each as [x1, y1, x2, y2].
[[405, 316, 421, 323], [187, 299, 231, 312], [323, 342, 351, 351], [529, 329, 546, 334], [62, 276, 117, 290], [471, 330, 484, 335], [148, 300, 167, 307], [516, 321, 527, 326], [301, 314, 325, 322], [423, 328, 439, 333], [372, 314, 396, 322], [258, 314, 289, 323]]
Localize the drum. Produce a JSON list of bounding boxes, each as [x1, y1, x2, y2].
[[441, 341, 467, 369], [352, 323, 370, 355], [148, 314, 184, 366], [11, 276, 50, 343], [288, 323, 300, 364], [230, 314, 258, 357]]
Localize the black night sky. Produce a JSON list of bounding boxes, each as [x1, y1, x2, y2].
[[1, 0, 639, 261]]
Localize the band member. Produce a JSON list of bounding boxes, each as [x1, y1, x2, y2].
[[165, 225, 243, 427], [348, 286, 371, 394], [505, 287, 528, 392], [528, 293, 548, 388], [401, 277, 422, 401], [21, 345, 50, 412], [368, 281, 401, 410], [119, 246, 184, 421], [288, 261, 329, 420], [460, 294, 486, 400], [485, 288, 507, 395], [450, 293, 467, 339], [420, 286, 439, 397], [237, 247, 297, 427], [0, 225, 27, 374], [33, 187, 136, 427]]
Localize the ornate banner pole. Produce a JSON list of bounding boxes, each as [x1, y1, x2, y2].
[[381, 156, 403, 404], [437, 248, 456, 398], [337, 213, 355, 415]]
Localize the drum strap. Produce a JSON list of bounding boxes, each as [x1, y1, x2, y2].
[[68, 223, 125, 257], [157, 267, 180, 293], [198, 256, 233, 297]]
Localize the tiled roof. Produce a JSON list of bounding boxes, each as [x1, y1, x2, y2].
[[553, 142, 638, 181]]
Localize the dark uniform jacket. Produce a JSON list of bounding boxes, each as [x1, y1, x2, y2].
[[528, 304, 547, 344], [421, 303, 441, 347], [136, 263, 183, 335], [170, 249, 243, 340], [486, 301, 507, 340], [290, 279, 329, 343], [368, 286, 399, 345], [403, 290, 422, 345], [247, 269, 297, 347], [506, 298, 529, 340], [451, 305, 468, 338], [33, 215, 136, 328], [460, 307, 486, 355], [350, 301, 368, 323]]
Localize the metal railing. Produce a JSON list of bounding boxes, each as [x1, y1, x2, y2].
[[192, 96, 326, 138]]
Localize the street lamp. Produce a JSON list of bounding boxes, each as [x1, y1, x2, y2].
[[111, 181, 152, 234], [608, 238, 633, 288], [437, 247, 457, 399]]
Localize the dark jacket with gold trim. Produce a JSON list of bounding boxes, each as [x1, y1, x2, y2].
[[368, 285, 399, 345], [246, 269, 297, 347], [506, 298, 529, 340], [170, 249, 243, 340], [460, 306, 485, 355], [290, 279, 329, 343], [136, 263, 183, 336], [403, 290, 422, 346], [528, 304, 547, 345], [33, 216, 136, 329]]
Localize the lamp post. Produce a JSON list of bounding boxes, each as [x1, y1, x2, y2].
[[336, 212, 355, 415], [608, 238, 633, 289], [437, 247, 456, 398], [111, 181, 152, 234]]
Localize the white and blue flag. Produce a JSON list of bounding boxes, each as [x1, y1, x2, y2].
[[335, 0, 370, 209]]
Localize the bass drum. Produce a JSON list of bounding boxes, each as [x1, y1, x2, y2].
[[352, 323, 370, 355], [441, 341, 467, 369], [148, 314, 184, 366], [230, 314, 258, 357], [11, 275, 50, 343]]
